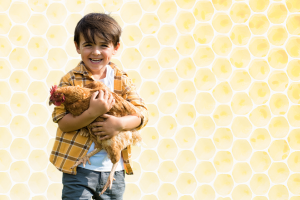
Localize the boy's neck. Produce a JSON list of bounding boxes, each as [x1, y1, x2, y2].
[[92, 67, 107, 80]]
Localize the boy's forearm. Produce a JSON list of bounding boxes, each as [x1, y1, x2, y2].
[[58, 109, 99, 132], [120, 115, 142, 131]]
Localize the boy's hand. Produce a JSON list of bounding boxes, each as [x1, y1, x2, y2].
[[88, 89, 115, 118], [91, 114, 123, 140]]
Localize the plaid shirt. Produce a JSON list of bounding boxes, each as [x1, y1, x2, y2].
[[49, 61, 149, 175]]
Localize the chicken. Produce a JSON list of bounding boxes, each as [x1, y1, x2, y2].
[[49, 81, 142, 195]]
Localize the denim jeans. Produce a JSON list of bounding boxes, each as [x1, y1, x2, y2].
[[62, 167, 125, 200]]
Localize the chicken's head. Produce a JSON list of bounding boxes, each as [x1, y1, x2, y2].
[[49, 85, 65, 106]]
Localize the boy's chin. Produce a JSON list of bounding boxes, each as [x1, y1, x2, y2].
[[85, 65, 108, 73]]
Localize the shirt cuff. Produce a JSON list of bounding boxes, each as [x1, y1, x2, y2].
[[52, 111, 69, 123], [133, 107, 149, 131]]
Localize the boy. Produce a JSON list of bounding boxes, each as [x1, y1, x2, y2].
[[49, 13, 149, 200]]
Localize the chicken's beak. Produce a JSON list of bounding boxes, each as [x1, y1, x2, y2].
[[49, 99, 53, 106]]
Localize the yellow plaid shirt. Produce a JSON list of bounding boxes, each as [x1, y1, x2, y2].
[[49, 61, 149, 175]]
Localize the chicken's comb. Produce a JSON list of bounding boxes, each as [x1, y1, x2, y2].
[[50, 85, 57, 96]]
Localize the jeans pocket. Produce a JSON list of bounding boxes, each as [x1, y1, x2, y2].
[[115, 171, 125, 189]]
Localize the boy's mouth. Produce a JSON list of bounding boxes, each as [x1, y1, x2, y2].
[[89, 58, 103, 63]]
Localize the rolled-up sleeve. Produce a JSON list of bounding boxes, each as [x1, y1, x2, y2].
[[52, 75, 71, 123], [52, 104, 68, 123], [121, 73, 149, 131]]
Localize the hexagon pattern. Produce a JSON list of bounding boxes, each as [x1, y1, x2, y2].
[[1, 0, 300, 200]]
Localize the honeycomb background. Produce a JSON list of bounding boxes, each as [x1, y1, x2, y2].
[[1, 0, 300, 199]]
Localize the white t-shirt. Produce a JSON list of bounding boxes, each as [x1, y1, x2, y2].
[[78, 65, 124, 171]]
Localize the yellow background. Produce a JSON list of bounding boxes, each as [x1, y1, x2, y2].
[[1, 0, 300, 199]]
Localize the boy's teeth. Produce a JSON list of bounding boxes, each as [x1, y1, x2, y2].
[[90, 59, 102, 62]]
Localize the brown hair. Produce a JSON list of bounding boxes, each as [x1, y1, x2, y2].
[[74, 13, 122, 48]]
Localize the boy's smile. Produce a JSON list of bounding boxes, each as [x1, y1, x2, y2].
[[75, 33, 120, 76]]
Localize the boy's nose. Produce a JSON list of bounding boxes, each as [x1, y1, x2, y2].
[[92, 50, 101, 55], [92, 48, 101, 55]]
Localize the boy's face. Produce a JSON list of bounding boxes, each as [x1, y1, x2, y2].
[[75, 33, 120, 73]]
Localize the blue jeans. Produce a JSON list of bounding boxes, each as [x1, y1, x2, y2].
[[62, 167, 125, 200]]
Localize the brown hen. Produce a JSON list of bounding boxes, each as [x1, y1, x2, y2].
[[49, 81, 142, 195]]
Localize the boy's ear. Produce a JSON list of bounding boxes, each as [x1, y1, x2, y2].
[[113, 42, 120, 55], [74, 41, 81, 54]]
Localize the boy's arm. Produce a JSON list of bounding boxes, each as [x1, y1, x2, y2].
[[120, 73, 149, 131], [55, 90, 114, 132], [57, 111, 98, 133], [90, 74, 149, 140], [119, 115, 142, 131], [52, 75, 114, 132], [55, 96, 114, 133], [98, 74, 147, 132]]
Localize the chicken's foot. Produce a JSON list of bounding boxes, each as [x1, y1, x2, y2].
[[99, 163, 118, 195], [70, 148, 101, 169]]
